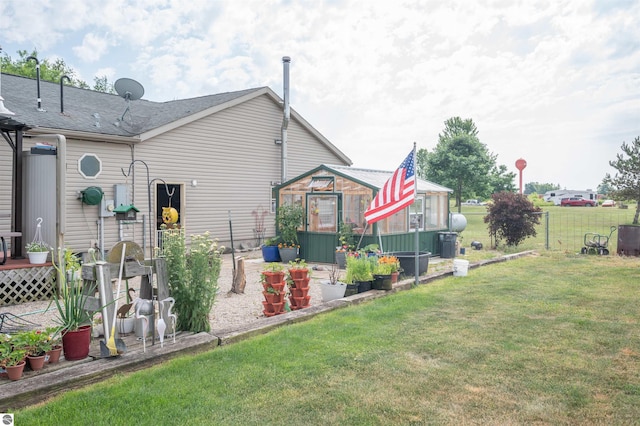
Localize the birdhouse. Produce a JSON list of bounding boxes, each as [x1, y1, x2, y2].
[[113, 204, 140, 221]]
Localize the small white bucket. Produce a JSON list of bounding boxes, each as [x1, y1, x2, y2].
[[453, 259, 469, 277]]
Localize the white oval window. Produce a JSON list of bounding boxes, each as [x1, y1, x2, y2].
[[78, 153, 102, 179]]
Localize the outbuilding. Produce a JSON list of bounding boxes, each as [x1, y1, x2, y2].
[[275, 164, 453, 263]]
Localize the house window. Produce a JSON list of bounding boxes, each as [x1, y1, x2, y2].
[[344, 194, 370, 234], [78, 153, 102, 179], [409, 197, 424, 230], [308, 176, 334, 191], [425, 194, 448, 229]]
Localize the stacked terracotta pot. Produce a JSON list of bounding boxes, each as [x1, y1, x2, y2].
[[288, 268, 311, 310], [261, 271, 287, 317]]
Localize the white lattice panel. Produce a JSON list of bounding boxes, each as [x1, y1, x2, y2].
[[0, 266, 55, 306]]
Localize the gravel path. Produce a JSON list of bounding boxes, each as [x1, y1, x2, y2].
[[2, 249, 329, 334]]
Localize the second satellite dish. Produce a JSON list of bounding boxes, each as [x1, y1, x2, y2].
[[114, 78, 144, 101]]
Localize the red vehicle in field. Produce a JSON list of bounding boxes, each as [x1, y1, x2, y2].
[[560, 197, 596, 207]]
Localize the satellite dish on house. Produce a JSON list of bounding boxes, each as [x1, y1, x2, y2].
[[114, 78, 144, 129], [114, 78, 144, 101]]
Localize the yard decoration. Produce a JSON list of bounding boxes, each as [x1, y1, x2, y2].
[[162, 206, 179, 224]]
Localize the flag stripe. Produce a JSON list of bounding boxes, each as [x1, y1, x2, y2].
[[364, 148, 416, 224]]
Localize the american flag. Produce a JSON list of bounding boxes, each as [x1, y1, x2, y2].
[[364, 147, 416, 224]]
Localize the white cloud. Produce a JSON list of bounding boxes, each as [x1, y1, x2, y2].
[[1, 0, 638, 190]]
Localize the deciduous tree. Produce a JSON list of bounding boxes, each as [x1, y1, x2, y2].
[[1, 49, 113, 93], [420, 117, 513, 211], [484, 191, 542, 247]]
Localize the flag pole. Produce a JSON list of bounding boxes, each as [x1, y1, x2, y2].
[[412, 142, 419, 286]]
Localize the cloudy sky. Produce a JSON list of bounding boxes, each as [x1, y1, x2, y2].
[[1, 0, 638, 191]]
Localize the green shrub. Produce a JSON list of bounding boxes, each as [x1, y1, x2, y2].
[[162, 229, 223, 333], [485, 191, 542, 247]]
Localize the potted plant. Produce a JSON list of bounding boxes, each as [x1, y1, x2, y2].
[[379, 255, 401, 283], [260, 263, 286, 316], [345, 252, 374, 294], [261, 237, 281, 263], [320, 263, 347, 302], [287, 258, 309, 280], [0, 333, 27, 380], [16, 329, 52, 371], [287, 258, 311, 310], [335, 222, 356, 268], [50, 250, 95, 361], [62, 247, 82, 283], [372, 258, 395, 291], [45, 326, 63, 364], [25, 241, 50, 264], [276, 203, 304, 263]]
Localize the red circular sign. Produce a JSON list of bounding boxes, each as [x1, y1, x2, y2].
[[515, 158, 527, 170]]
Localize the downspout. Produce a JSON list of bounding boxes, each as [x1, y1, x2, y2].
[[26, 56, 45, 112], [59, 75, 70, 113], [281, 56, 291, 182]]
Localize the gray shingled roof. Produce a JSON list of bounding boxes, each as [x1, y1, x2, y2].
[[0, 73, 263, 137], [324, 164, 453, 192]]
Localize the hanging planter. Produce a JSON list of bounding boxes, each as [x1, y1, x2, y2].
[[26, 251, 48, 264], [25, 217, 50, 264]]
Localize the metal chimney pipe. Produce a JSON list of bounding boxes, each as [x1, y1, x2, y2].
[[26, 56, 45, 111], [60, 75, 70, 113], [281, 56, 291, 182]]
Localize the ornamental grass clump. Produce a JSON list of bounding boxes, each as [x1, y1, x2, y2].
[[162, 229, 223, 333]]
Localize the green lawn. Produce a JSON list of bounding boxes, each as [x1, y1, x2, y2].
[[15, 252, 640, 425]]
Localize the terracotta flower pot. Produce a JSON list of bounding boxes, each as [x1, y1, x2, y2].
[[27, 354, 46, 371], [292, 277, 310, 289], [261, 271, 285, 285], [6, 360, 26, 381], [288, 269, 308, 280], [46, 345, 63, 364]]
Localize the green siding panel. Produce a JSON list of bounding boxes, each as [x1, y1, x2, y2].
[[298, 229, 445, 263]]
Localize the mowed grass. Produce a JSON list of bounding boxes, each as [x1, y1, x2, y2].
[[16, 252, 640, 425], [457, 205, 636, 253]]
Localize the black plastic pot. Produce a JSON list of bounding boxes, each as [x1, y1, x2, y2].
[[388, 251, 431, 276], [356, 280, 372, 293]]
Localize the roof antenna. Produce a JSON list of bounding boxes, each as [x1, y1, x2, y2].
[[114, 78, 144, 125], [0, 45, 15, 116], [26, 55, 46, 112]]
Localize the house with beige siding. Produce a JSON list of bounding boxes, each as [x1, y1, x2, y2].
[[0, 68, 351, 263]]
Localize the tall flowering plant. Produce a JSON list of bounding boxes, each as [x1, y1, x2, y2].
[[161, 228, 223, 333]]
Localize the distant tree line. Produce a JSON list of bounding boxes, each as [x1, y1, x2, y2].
[[1, 49, 114, 93]]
